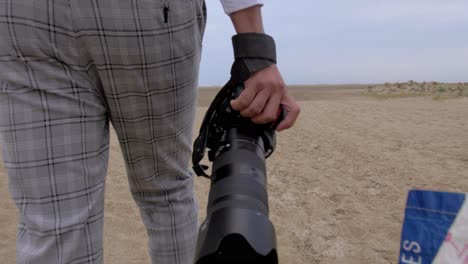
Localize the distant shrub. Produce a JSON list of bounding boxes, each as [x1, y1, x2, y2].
[[431, 81, 439, 86], [456, 86, 465, 97], [384, 82, 391, 87], [408, 80, 415, 86]]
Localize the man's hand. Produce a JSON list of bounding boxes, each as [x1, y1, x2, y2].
[[229, 6, 300, 131], [230, 65, 300, 131]]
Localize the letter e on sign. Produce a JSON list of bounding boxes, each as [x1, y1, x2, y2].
[[401, 254, 422, 264]]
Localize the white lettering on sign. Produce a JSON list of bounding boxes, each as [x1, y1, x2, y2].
[[401, 254, 422, 264], [401, 240, 422, 264], [403, 240, 421, 254]]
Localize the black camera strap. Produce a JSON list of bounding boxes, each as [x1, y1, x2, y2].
[[192, 33, 277, 177]]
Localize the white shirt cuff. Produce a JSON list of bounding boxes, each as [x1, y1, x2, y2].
[[220, 0, 264, 15]]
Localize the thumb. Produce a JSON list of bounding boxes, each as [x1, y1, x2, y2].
[[230, 81, 258, 111]]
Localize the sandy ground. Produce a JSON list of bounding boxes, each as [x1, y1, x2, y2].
[[1, 86, 468, 263]]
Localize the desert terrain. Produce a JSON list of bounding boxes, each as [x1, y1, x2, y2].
[[1, 84, 467, 263]]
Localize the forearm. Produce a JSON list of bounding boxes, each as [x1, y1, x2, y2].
[[229, 5, 264, 33]]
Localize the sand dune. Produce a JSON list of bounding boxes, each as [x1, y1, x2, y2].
[[1, 86, 467, 263]]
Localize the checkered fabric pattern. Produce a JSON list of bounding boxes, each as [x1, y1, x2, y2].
[[0, 0, 207, 263]]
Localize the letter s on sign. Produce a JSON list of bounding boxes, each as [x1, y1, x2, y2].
[[403, 240, 421, 254]]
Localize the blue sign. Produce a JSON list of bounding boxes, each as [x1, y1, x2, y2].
[[399, 190, 468, 264]]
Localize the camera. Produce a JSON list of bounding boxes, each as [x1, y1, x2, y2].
[[192, 84, 283, 264]]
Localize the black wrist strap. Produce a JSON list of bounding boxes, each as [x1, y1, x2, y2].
[[230, 33, 277, 83], [232, 33, 277, 62]]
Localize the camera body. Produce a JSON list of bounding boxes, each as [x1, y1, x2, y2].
[[193, 84, 281, 264]]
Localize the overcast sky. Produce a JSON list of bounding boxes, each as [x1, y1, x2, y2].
[[198, 0, 468, 85]]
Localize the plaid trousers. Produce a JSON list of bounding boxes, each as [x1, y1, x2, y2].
[[0, 0, 206, 263]]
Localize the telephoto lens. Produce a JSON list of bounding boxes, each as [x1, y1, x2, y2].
[[194, 126, 278, 264]]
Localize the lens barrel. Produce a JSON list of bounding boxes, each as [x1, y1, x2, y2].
[[194, 127, 278, 264]]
